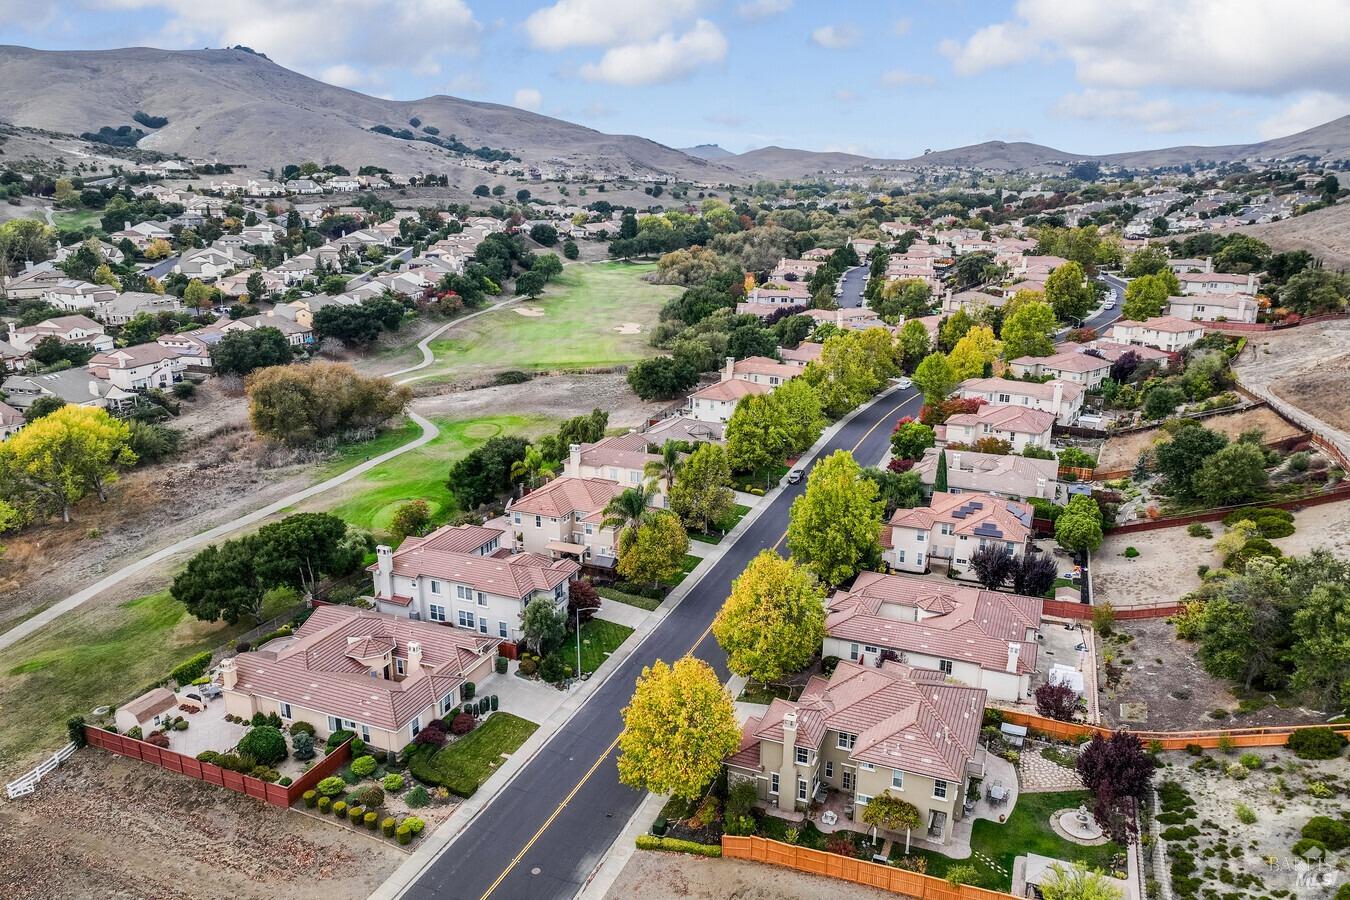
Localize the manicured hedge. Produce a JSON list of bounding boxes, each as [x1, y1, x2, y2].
[[634, 835, 722, 857], [170, 651, 214, 686]]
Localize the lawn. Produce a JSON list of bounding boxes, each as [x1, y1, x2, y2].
[[52, 208, 104, 232], [688, 504, 751, 544], [407, 712, 538, 797], [421, 261, 680, 382], [317, 418, 423, 478], [596, 586, 662, 612], [0, 590, 274, 772], [663, 553, 703, 588], [318, 414, 554, 537], [890, 789, 1122, 891], [541, 618, 633, 677]]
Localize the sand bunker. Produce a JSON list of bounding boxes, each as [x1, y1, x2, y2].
[[513, 307, 546, 317], [612, 322, 642, 334]]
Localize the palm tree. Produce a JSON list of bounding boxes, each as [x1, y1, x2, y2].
[[643, 440, 682, 498], [510, 446, 557, 490], [601, 483, 653, 539]]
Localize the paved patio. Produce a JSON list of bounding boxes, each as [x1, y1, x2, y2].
[[162, 695, 247, 759]]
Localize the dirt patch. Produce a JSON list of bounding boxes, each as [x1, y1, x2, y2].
[[513, 307, 546, 317], [410, 373, 665, 430], [1097, 406, 1303, 473], [605, 851, 899, 900], [612, 321, 642, 334], [0, 751, 401, 900], [1236, 319, 1350, 440]]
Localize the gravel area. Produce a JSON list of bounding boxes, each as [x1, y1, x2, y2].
[[605, 852, 899, 900]]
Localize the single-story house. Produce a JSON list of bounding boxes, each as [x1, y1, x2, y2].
[[914, 448, 1062, 501]]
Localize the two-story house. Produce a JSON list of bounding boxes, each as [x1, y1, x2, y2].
[[87, 344, 185, 391], [938, 404, 1057, 453], [370, 523, 578, 642], [219, 604, 500, 753], [1177, 271, 1258, 297], [1167, 294, 1258, 323], [507, 476, 628, 568], [1108, 316, 1205, 353], [92, 291, 185, 326], [43, 279, 118, 312], [883, 491, 1033, 581], [561, 434, 669, 507], [956, 377, 1083, 425], [726, 660, 986, 846], [1008, 349, 1112, 388], [913, 448, 1062, 502], [821, 570, 1043, 702], [8, 315, 114, 353], [686, 377, 770, 424]]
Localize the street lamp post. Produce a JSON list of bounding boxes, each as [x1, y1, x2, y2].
[[575, 606, 582, 682]]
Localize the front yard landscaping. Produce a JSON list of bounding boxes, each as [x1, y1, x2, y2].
[[540, 618, 633, 677], [687, 504, 751, 544], [663, 553, 703, 588], [596, 586, 661, 611], [406, 712, 538, 798]]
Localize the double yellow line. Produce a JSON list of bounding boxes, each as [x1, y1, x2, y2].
[[475, 391, 916, 899]]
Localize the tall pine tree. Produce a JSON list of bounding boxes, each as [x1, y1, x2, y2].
[[934, 450, 949, 493]]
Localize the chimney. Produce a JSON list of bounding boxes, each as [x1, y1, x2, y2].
[[88, 380, 101, 398], [219, 657, 237, 691], [1006, 642, 1021, 674], [778, 710, 799, 812], [374, 544, 394, 599], [723, 355, 735, 382], [1203, 256, 1213, 273], [1051, 381, 1063, 413], [407, 641, 423, 673], [124, 221, 132, 232], [952, 451, 962, 471], [568, 442, 582, 475]]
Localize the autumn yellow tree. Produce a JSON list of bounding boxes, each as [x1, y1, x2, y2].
[[616, 510, 689, 589], [786, 450, 882, 585], [0, 405, 137, 522], [947, 324, 1000, 380], [92, 263, 122, 291], [713, 551, 825, 683], [617, 656, 741, 801], [143, 238, 173, 260]]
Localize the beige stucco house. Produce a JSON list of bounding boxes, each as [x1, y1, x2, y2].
[[507, 475, 629, 568], [883, 491, 1033, 581]]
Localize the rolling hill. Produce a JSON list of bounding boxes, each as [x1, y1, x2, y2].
[[0, 45, 733, 181]]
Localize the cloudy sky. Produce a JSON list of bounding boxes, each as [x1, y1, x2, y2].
[[3, 0, 1348, 157]]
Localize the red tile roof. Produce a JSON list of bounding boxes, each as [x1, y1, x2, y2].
[[508, 476, 625, 519]]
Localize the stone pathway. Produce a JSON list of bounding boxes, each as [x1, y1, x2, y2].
[[1018, 746, 1085, 793]]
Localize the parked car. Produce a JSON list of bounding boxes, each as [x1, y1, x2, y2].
[[1103, 300, 1116, 309], [896, 376, 913, 389], [786, 469, 804, 484]]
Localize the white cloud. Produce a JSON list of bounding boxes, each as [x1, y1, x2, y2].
[[737, 0, 791, 20], [810, 23, 861, 50], [1052, 89, 1216, 134], [1259, 91, 1350, 139], [321, 63, 366, 88], [513, 87, 543, 111], [446, 72, 485, 94], [579, 19, 727, 85], [100, 0, 481, 85], [892, 18, 912, 37], [940, 0, 1350, 96], [880, 68, 935, 88], [523, 0, 704, 50]]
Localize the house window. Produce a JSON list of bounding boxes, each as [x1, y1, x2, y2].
[[584, 524, 593, 535], [797, 778, 808, 802], [326, 716, 339, 733], [842, 770, 854, 790], [916, 553, 925, 567], [535, 515, 542, 527], [477, 592, 487, 606], [860, 762, 875, 772], [457, 610, 476, 629], [915, 532, 926, 543], [848, 642, 859, 661], [938, 659, 954, 675], [430, 580, 442, 595], [933, 779, 949, 800], [896, 550, 905, 563], [429, 604, 446, 623], [360, 724, 371, 743], [837, 732, 857, 750], [825, 761, 834, 779], [770, 773, 779, 795], [280, 702, 292, 720], [478, 619, 488, 635], [499, 621, 509, 638], [456, 585, 471, 600], [892, 770, 904, 789], [939, 523, 952, 535], [856, 792, 872, 807], [396, 658, 406, 676], [795, 747, 809, 765], [513, 513, 521, 525], [441, 691, 456, 715], [411, 717, 422, 737]]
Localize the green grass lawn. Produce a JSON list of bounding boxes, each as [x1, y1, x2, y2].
[[52, 208, 104, 232], [317, 419, 423, 478], [737, 682, 803, 705], [407, 712, 538, 797], [0, 590, 277, 772], [662, 553, 703, 588], [318, 414, 553, 538], [688, 504, 751, 544], [421, 262, 679, 382], [542, 618, 633, 677], [596, 586, 662, 612], [889, 790, 1121, 891]]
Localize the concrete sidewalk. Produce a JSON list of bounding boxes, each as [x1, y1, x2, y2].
[[594, 599, 650, 630]]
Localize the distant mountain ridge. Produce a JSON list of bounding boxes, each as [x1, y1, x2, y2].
[[679, 143, 734, 160]]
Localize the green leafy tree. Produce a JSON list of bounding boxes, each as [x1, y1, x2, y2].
[[786, 450, 882, 586], [245, 363, 410, 448], [1055, 494, 1103, 553], [211, 327, 293, 376], [1044, 261, 1092, 323], [532, 253, 563, 281], [912, 352, 957, 406], [1192, 442, 1268, 506], [389, 499, 431, 541], [896, 319, 932, 371], [725, 393, 787, 475], [1142, 383, 1183, 420], [1000, 299, 1057, 359], [771, 378, 826, 455], [1290, 582, 1350, 710], [713, 551, 825, 683], [669, 443, 735, 533], [626, 356, 698, 400], [0, 405, 137, 522], [616, 510, 688, 588], [1154, 423, 1227, 495], [1123, 246, 1169, 279], [934, 449, 949, 492], [239, 725, 288, 765], [617, 657, 741, 802], [528, 224, 557, 246], [510, 446, 557, 489], [1122, 273, 1172, 321], [520, 595, 566, 654], [562, 241, 580, 260], [860, 791, 923, 854], [448, 435, 529, 508], [890, 419, 934, 461], [947, 325, 1000, 380], [514, 270, 546, 297]]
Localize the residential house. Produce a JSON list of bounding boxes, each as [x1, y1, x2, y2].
[[92, 291, 185, 326], [884, 491, 1033, 581], [1080, 338, 1173, 370], [822, 570, 1043, 702], [1177, 271, 1258, 297], [0, 339, 31, 373], [1, 368, 133, 412], [779, 342, 823, 367], [114, 687, 180, 735], [725, 355, 800, 388], [1168, 294, 1258, 323], [941, 290, 1006, 315], [285, 179, 323, 194], [686, 376, 770, 424], [0, 400, 24, 439], [956, 377, 1083, 425], [1008, 349, 1112, 388], [1167, 256, 1212, 275], [110, 219, 173, 251], [156, 331, 215, 369], [803, 307, 887, 331], [53, 240, 124, 266], [175, 246, 254, 281], [0, 261, 65, 300], [8, 315, 113, 353], [220, 604, 501, 752], [87, 343, 184, 391], [642, 415, 725, 446], [743, 282, 812, 308], [217, 314, 314, 347], [1108, 316, 1205, 352], [938, 404, 1056, 453], [507, 476, 629, 568], [913, 448, 1062, 502], [561, 434, 667, 505], [44, 279, 118, 312], [726, 659, 985, 845]]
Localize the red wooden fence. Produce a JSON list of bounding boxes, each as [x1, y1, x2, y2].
[[1042, 598, 1184, 620], [85, 726, 352, 808], [998, 709, 1350, 751]]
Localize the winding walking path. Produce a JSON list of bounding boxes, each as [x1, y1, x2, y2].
[[0, 298, 515, 653]]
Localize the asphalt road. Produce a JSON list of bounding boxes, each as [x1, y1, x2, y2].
[[404, 384, 923, 900], [143, 254, 179, 278], [837, 264, 867, 308]]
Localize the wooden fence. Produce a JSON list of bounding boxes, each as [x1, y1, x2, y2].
[[5, 742, 76, 799], [1041, 599, 1184, 620], [721, 836, 1017, 900], [997, 710, 1350, 751], [84, 726, 352, 808]]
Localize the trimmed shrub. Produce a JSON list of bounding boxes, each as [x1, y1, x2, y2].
[[196, 750, 220, 763], [239, 725, 288, 766], [382, 773, 405, 792], [292, 732, 316, 761], [451, 713, 476, 735], [462, 682, 476, 701], [402, 816, 425, 835], [332, 800, 348, 819], [316, 776, 347, 797], [1239, 752, 1262, 769], [1287, 728, 1347, 760], [1302, 816, 1350, 852], [250, 765, 280, 782], [1123, 546, 1140, 558], [489, 695, 499, 712], [348, 805, 365, 825], [351, 754, 378, 778], [173, 720, 189, 731], [405, 785, 430, 808], [170, 651, 213, 686], [351, 738, 366, 754], [317, 796, 331, 814], [1187, 523, 1212, 538], [495, 656, 508, 674], [518, 656, 538, 677], [634, 835, 722, 857], [303, 790, 318, 808], [355, 785, 385, 808], [365, 811, 379, 830], [413, 719, 448, 748], [382, 817, 397, 837], [289, 720, 316, 736], [327, 729, 355, 750], [396, 825, 412, 845], [252, 712, 267, 727]]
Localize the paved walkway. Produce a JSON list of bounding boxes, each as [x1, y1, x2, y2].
[[1018, 746, 1085, 793], [593, 599, 650, 630], [0, 298, 518, 654]]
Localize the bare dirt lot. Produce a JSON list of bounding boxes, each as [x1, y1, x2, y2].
[[411, 373, 665, 429], [1235, 319, 1350, 437], [1094, 499, 1350, 611], [605, 851, 898, 900], [1096, 406, 1304, 473], [0, 751, 402, 900]]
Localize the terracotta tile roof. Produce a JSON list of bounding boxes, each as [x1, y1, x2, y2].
[[944, 404, 1057, 436], [690, 378, 770, 404], [577, 435, 660, 471], [780, 342, 823, 365], [889, 491, 1032, 543], [230, 605, 499, 732], [958, 376, 1083, 404], [123, 687, 178, 721], [733, 356, 800, 379], [1011, 350, 1112, 374], [401, 523, 503, 555], [387, 544, 577, 598], [508, 476, 625, 519], [1113, 315, 1206, 334]]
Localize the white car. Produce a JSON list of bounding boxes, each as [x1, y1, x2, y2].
[[1103, 300, 1116, 309], [896, 376, 913, 389]]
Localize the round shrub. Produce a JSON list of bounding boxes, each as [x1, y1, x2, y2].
[[238, 725, 288, 766], [396, 825, 412, 845], [402, 816, 426, 835], [356, 785, 384, 808], [518, 656, 538, 677], [1302, 816, 1350, 852], [382, 773, 405, 792], [316, 776, 347, 797], [1287, 727, 1348, 760], [326, 729, 354, 750], [289, 720, 316, 737], [365, 811, 379, 830], [405, 785, 430, 808], [332, 800, 348, 819], [317, 797, 331, 814], [303, 790, 317, 808], [451, 713, 476, 736], [196, 750, 220, 764], [292, 731, 316, 761], [279, 776, 292, 787], [351, 738, 366, 755], [351, 754, 378, 778], [1123, 546, 1140, 558], [173, 720, 189, 731], [382, 817, 397, 838], [348, 804, 365, 825], [495, 656, 508, 674]]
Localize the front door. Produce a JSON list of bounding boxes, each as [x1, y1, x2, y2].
[[928, 809, 947, 839], [842, 769, 854, 791]]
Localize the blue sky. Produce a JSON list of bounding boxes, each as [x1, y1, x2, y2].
[[5, 0, 1349, 158]]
